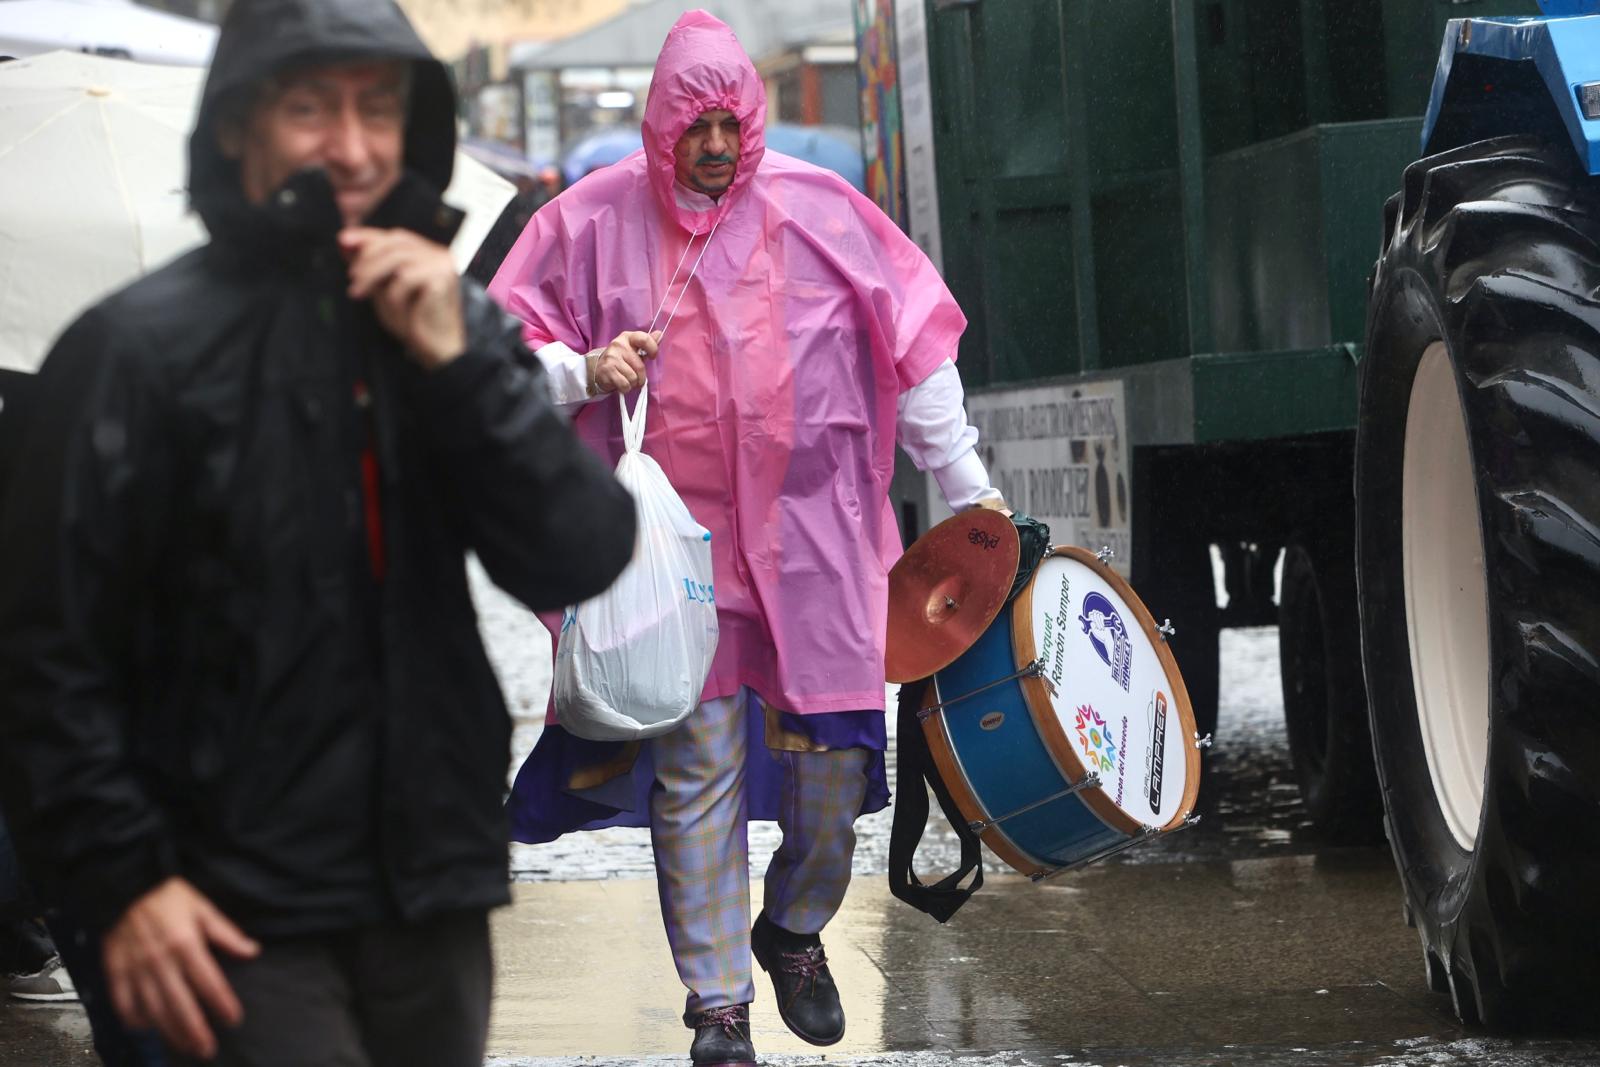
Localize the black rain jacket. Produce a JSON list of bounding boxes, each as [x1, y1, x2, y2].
[[0, 0, 635, 936]]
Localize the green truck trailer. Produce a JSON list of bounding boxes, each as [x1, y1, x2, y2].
[[860, 0, 1600, 1029]]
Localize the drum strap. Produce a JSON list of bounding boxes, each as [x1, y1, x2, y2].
[[888, 677, 985, 923], [1007, 514, 1052, 602]]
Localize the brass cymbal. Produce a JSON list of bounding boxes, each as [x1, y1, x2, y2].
[[885, 509, 1020, 683]]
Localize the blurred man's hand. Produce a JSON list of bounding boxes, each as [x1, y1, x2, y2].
[[341, 227, 466, 369], [103, 877, 260, 1060]]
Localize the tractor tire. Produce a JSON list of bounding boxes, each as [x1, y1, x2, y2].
[[1278, 533, 1382, 842], [1358, 135, 1600, 1028]]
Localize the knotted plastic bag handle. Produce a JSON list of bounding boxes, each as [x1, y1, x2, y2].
[[618, 380, 649, 455]]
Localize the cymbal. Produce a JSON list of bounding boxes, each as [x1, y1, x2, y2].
[[885, 509, 1020, 683]]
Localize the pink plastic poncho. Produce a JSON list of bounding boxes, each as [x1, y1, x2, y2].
[[489, 10, 966, 715]]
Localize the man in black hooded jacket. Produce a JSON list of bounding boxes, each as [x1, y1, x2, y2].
[[0, 0, 636, 1062]]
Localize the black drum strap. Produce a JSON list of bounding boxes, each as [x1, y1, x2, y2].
[[1008, 513, 1052, 601], [888, 677, 984, 923]]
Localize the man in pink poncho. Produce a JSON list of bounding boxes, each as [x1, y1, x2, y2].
[[489, 12, 1003, 1066]]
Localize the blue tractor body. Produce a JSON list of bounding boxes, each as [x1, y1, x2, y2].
[[1423, 0, 1600, 172]]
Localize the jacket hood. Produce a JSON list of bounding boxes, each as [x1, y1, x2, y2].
[[641, 11, 766, 233], [189, 0, 456, 241]]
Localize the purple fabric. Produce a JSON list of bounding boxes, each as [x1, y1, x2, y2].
[[507, 702, 888, 845], [777, 708, 886, 752]]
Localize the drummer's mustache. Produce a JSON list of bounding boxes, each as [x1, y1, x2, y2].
[[697, 154, 735, 166]]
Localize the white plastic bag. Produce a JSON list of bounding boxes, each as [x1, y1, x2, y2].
[[553, 383, 718, 741]]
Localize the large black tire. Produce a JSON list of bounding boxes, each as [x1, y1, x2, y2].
[[1358, 135, 1600, 1028], [1278, 532, 1382, 842]]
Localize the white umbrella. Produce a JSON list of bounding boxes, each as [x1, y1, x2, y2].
[[0, 0, 218, 67], [0, 51, 514, 374]]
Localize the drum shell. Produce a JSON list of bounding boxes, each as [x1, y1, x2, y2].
[[928, 612, 1123, 875]]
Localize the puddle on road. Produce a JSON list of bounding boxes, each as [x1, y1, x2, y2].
[[484, 1034, 1600, 1067]]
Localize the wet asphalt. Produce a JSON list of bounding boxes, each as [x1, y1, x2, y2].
[[5, 572, 1600, 1065]]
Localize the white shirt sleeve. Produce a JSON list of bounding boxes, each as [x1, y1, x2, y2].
[[533, 341, 601, 413], [897, 360, 1005, 512]]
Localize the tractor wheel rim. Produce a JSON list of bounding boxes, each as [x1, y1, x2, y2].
[[1401, 341, 1491, 851]]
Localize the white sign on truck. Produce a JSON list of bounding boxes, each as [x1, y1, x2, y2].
[[927, 379, 1132, 575]]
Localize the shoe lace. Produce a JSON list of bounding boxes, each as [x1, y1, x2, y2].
[[697, 1004, 748, 1039], [779, 944, 829, 994]]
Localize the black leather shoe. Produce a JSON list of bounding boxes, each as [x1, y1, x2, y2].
[[685, 1004, 757, 1067], [751, 911, 845, 1045]]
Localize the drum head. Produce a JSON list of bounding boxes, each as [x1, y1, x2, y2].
[[1014, 547, 1201, 833]]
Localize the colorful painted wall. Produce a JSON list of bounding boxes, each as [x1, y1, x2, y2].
[[854, 0, 906, 228]]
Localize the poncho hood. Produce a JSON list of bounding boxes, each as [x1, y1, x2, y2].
[[640, 11, 767, 233], [188, 0, 456, 242]]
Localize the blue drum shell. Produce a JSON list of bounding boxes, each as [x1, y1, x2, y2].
[[932, 598, 1124, 871]]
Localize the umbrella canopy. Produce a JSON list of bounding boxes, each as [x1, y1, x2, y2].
[[0, 51, 513, 374], [559, 121, 865, 192], [764, 123, 864, 192], [560, 125, 643, 187], [0, 0, 218, 67], [459, 136, 545, 183]]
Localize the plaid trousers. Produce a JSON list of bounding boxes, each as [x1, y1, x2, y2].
[[650, 689, 869, 1015]]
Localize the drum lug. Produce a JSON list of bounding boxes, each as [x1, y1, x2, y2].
[[1193, 731, 1213, 750], [1157, 618, 1176, 642], [1027, 658, 1059, 698], [1095, 544, 1115, 565], [968, 772, 1102, 835]]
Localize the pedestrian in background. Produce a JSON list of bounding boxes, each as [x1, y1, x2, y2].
[[3, 816, 172, 1066], [0, 810, 70, 1002], [0, 0, 635, 1063], [489, 11, 1003, 1066], [466, 175, 556, 288]]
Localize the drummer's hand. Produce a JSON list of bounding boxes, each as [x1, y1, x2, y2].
[[591, 330, 662, 395], [968, 494, 1013, 518]]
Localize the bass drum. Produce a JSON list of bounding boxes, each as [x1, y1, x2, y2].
[[922, 546, 1202, 878]]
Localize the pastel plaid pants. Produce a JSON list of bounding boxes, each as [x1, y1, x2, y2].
[[649, 689, 869, 1015]]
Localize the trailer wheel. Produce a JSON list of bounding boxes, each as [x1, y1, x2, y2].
[[1157, 536, 1219, 741], [1278, 534, 1381, 842], [1358, 135, 1600, 1028]]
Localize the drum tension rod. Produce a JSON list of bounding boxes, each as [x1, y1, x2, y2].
[[1096, 545, 1115, 565], [1028, 811, 1203, 883], [915, 658, 1055, 721], [1193, 732, 1213, 749], [966, 772, 1103, 835], [1158, 619, 1176, 642]]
